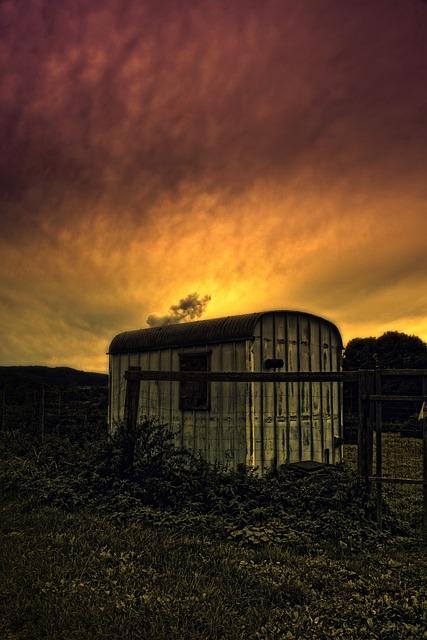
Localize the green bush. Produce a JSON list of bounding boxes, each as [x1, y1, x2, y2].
[[0, 418, 410, 551]]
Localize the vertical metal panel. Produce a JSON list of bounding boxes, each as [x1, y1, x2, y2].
[[246, 340, 255, 468], [318, 322, 325, 461], [287, 314, 299, 463], [252, 322, 263, 471], [193, 347, 209, 462], [234, 341, 247, 467], [148, 351, 160, 419], [328, 328, 335, 463], [139, 351, 150, 421], [331, 329, 341, 463], [310, 320, 322, 462], [157, 350, 167, 426], [169, 349, 182, 448], [108, 311, 342, 470], [179, 346, 198, 453], [321, 323, 332, 463], [261, 314, 275, 471], [274, 314, 287, 467], [221, 342, 235, 467], [337, 339, 343, 460], [299, 315, 311, 461], [210, 344, 223, 465]]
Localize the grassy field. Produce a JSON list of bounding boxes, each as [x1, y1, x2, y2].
[[1, 500, 426, 640], [343, 433, 423, 479], [0, 425, 426, 640]]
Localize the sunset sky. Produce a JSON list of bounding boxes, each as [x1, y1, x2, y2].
[[1, 0, 427, 372]]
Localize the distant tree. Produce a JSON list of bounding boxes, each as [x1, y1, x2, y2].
[[374, 332, 427, 369], [343, 332, 427, 370], [343, 337, 377, 370], [343, 331, 427, 426]]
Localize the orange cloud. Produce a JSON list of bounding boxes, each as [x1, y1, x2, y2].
[[1, 0, 427, 370]]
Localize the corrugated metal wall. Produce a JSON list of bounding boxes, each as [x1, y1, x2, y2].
[[109, 340, 248, 468], [109, 311, 342, 471], [250, 312, 342, 471]]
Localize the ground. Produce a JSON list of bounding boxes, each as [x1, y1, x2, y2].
[[0, 427, 426, 640]]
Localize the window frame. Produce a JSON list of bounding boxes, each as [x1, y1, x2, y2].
[[178, 350, 211, 411]]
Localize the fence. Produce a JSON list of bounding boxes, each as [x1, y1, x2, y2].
[[124, 367, 427, 541], [0, 383, 108, 437]]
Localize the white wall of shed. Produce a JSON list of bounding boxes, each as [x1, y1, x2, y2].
[[109, 340, 249, 469], [108, 311, 342, 473], [250, 312, 342, 472]]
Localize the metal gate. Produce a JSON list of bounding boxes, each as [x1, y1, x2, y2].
[[356, 369, 427, 541]]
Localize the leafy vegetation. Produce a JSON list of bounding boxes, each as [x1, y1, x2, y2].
[[1, 419, 426, 639], [343, 332, 427, 371], [343, 331, 427, 439]]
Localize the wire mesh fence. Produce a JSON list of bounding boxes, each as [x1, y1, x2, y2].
[[0, 382, 108, 437]]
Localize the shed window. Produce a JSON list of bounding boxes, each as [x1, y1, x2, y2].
[[179, 352, 210, 411]]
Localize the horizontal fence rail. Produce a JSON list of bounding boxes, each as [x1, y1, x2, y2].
[[124, 369, 357, 383], [370, 395, 427, 402], [122, 366, 427, 542]]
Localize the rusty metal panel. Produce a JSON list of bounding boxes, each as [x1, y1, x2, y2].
[[286, 314, 299, 463], [209, 343, 223, 465], [310, 319, 323, 462], [108, 310, 343, 470], [138, 351, 150, 421], [320, 323, 333, 463], [221, 342, 235, 467], [299, 314, 312, 462], [331, 329, 342, 463], [249, 311, 342, 470], [109, 313, 263, 354], [109, 311, 342, 355], [169, 349, 182, 448], [234, 341, 248, 467], [261, 314, 275, 471], [252, 327, 263, 471], [246, 340, 255, 468], [274, 314, 288, 467]]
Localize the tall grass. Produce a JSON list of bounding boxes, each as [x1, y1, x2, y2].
[[0, 420, 426, 639]]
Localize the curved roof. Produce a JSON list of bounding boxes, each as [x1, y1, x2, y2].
[[109, 311, 342, 354]]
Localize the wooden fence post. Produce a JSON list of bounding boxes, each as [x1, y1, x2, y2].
[[1, 386, 5, 432], [40, 384, 45, 442], [375, 371, 383, 531], [422, 376, 427, 544], [358, 370, 374, 482], [122, 366, 141, 475]]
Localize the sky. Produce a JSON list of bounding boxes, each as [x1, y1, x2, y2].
[[1, 0, 427, 372]]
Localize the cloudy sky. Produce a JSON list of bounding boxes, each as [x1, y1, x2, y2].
[[1, 0, 427, 371]]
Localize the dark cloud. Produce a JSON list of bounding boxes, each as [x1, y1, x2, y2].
[[2, 0, 426, 214], [0, 0, 427, 367]]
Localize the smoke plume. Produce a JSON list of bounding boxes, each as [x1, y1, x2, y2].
[[146, 293, 211, 327]]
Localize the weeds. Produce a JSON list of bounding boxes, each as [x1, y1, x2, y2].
[[0, 420, 425, 639]]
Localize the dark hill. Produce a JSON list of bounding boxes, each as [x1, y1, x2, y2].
[[0, 366, 108, 387]]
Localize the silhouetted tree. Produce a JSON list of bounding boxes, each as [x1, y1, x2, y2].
[[343, 331, 427, 430], [344, 331, 427, 370]]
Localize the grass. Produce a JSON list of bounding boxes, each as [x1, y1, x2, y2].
[[0, 425, 426, 639], [1, 499, 426, 640]]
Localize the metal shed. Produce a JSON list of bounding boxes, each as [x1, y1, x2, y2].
[[108, 310, 343, 472]]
